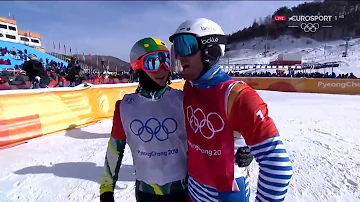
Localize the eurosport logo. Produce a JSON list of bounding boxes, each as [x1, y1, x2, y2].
[[186, 106, 224, 139], [201, 37, 218, 45], [300, 23, 320, 33], [289, 15, 333, 22], [130, 118, 178, 142], [286, 15, 334, 33]]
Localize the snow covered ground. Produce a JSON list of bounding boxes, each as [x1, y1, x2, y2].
[[220, 35, 360, 77], [1, 91, 360, 202]]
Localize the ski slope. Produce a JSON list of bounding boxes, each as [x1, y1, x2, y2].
[[1, 91, 360, 202], [221, 35, 360, 77]]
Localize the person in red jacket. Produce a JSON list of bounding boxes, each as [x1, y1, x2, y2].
[[169, 18, 293, 202]]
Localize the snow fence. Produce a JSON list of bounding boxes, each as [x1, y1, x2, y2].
[[0, 80, 185, 148]]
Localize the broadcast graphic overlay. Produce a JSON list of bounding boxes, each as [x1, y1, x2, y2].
[[274, 14, 345, 33]]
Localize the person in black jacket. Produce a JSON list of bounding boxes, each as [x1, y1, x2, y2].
[[23, 55, 50, 89], [65, 57, 83, 87]]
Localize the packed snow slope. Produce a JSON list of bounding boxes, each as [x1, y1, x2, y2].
[[221, 35, 360, 76], [1, 91, 360, 202]]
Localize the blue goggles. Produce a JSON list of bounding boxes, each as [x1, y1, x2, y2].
[[131, 51, 171, 72], [172, 34, 199, 57], [172, 34, 227, 57]]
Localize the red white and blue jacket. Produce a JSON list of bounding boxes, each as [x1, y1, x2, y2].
[[184, 64, 293, 202]]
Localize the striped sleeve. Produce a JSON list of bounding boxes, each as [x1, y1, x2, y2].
[[249, 134, 292, 202], [229, 86, 293, 202], [100, 100, 127, 195]]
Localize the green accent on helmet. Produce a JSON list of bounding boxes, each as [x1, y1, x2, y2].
[[129, 37, 168, 63]]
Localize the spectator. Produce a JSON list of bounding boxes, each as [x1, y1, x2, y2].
[[54, 74, 66, 87], [24, 49, 28, 61], [65, 57, 83, 87], [348, 73, 357, 78], [23, 54, 50, 89], [0, 47, 7, 56], [10, 47, 16, 56], [0, 58, 9, 65], [228, 70, 357, 79]]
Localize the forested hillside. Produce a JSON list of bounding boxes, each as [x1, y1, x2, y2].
[[227, 0, 360, 44]]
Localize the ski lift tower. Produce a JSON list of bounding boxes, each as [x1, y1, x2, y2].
[[343, 36, 351, 57], [225, 44, 231, 66]]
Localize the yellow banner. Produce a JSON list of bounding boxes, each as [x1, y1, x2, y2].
[[1, 77, 358, 148], [234, 77, 304, 92], [304, 78, 360, 94], [0, 80, 185, 148]]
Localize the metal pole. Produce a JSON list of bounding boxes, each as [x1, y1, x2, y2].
[[323, 40, 326, 59], [344, 40, 349, 57], [265, 31, 268, 57]]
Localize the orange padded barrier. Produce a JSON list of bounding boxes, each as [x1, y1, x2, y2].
[[235, 77, 360, 95], [0, 114, 42, 148], [0, 80, 185, 148]]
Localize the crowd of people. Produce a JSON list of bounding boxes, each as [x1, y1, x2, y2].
[[13, 56, 134, 88], [0, 58, 11, 65], [1, 45, 67, 68], [0, 44, 359, 90], [0, 51, 184, 89], [0, 46, 134, 88], [227, 70, 358, 79]]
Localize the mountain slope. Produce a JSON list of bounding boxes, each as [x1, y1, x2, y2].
[[221, 35, 360, 76]]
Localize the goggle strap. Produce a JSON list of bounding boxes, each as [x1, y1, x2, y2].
[[130, 60, 142, 70]]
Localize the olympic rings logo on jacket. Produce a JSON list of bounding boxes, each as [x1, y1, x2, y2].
[[130, 117, 178, 142], [186, 106, 225, 139]]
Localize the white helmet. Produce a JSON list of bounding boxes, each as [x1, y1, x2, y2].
[[169, 18, 226, 56]]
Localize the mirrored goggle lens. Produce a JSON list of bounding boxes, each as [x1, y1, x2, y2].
[[143, 51, 171, 71], [173, 35, 198, 57]]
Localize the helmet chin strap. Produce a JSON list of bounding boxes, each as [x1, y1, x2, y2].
[[197, 46, 221, 79], [136, 69, 170, 93]]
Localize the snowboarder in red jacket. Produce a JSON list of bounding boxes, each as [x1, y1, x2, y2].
[[169, 18, 293, 202]]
